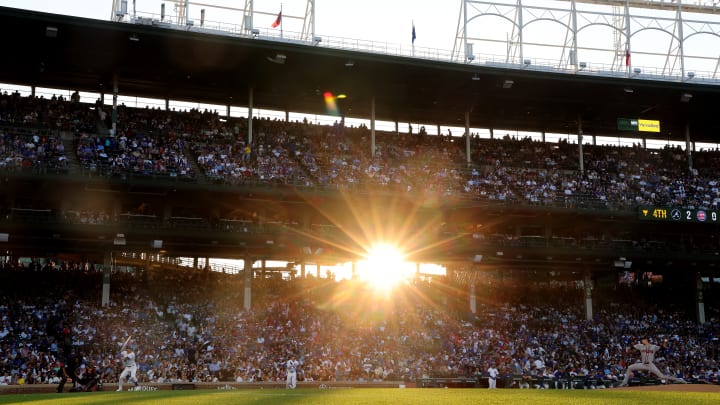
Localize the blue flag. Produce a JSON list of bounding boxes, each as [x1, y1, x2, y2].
[[412, 24, 416, 44]]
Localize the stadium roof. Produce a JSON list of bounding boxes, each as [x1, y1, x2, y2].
[[2, 6, 720, 142]]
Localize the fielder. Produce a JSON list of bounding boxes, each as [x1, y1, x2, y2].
[[619, 338, 686, 387], [117, 348, 139, 391], [286, 354, 300, 389], [487, 364, 499, 389]]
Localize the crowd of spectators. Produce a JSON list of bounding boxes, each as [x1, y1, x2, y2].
[[0, 259, 718, 389], [2, 91, 720, 389], [0, 131, 67, 173], [2, 92, 720, 212]]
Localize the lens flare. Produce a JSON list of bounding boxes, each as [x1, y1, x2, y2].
[[358, 243, 412, 293], [323, 91, 339, 116]]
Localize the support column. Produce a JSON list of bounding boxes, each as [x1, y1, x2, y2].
[[111, 74, 118, 135], [351, 261, 356, 280], [584, 272, 593, 321], [685, 123, 693, 174], [541, 131, 546, 143], [370, 96, 376, 158], [465, 111, 471, 165], [469, 282, 477, 315], [248, 87, 254, 145], [301, 262, 306, 279], [489, 128, 494, 140], [243, 257, 253, 311], [577, 115, 584, 175], [697, 272, 706, 324], [102, 251, 112, 307]]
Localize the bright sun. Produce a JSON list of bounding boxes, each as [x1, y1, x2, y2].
[[358, 243, 413, 292]]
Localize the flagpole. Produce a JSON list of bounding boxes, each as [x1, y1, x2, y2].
[[412, 20, 415, 57], [280, 3, 283, 39]]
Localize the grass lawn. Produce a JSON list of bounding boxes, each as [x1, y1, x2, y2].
[[0, 388, 718, 405]]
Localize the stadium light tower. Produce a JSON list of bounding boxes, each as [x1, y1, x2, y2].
[[452, 0, 720, 80]]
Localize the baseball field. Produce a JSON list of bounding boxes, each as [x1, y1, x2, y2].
[[0, 385, 718, 405]]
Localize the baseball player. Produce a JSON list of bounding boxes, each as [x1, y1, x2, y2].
[[117, 349, 139, 391], [487, 364, 499, 389], [286, 354, 300, 389], [619, 338, 686, 387]]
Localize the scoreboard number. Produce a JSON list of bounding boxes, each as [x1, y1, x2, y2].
[[639, 206, 719, 224]]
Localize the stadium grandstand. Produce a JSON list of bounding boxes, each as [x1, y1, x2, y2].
[[0, 0, 719, 394]]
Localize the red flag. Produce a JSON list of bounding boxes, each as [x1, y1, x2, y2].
[[271, 11, 282, 28], [625, 49, 630, 67]]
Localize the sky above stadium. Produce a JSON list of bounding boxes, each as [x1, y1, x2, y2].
[[0, 0, 459, 53]]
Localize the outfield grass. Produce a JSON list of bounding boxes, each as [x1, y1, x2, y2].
[[0, 388, 718, 405]]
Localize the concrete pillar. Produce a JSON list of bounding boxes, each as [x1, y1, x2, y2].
[[248, 87, 254, 145], [465, 111, 471, 165], [301, 262, 306, 279], [370, 96, 376, 158], [243, 257, 253, 311], [697, 272, 706, 324], [469, 282, 477, 314], [111, 74, 118, 135], [685, 123, 693, 174], [584, 272, 593, 321], [577, 115, 584, 175], [102, 251, 112, 307]]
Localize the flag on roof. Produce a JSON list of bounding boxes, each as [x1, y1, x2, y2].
[[272, 11, 282, 28], [625, 49, 630, 67], [412, 24, 416, 44]]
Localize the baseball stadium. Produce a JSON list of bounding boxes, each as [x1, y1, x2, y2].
[[0, 1, 719, 404]]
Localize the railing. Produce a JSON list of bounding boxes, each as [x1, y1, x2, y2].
[[0, 165, 648, 215], [120, 10, 720, 85]]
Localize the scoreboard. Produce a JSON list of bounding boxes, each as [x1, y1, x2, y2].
[[639, 206, 720, 223]]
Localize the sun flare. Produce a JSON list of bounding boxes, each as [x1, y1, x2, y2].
[[358, 243, 413, 292]]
